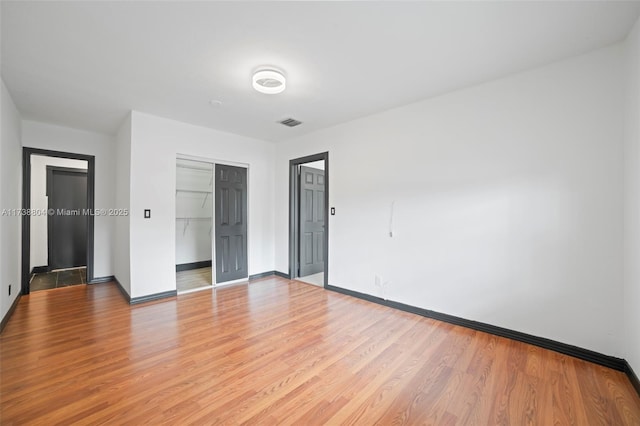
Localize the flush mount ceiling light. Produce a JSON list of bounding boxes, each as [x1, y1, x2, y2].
[[252, 69, 286, 94]]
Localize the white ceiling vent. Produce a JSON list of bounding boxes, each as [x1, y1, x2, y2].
[[279, 118, 302, 127]]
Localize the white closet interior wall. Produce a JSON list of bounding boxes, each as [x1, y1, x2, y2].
[[175, 159, 213, 266]]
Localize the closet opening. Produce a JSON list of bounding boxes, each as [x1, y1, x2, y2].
[[175, 158, 214, 293]]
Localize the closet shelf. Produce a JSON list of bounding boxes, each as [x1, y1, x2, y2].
[[178, 217, 213, 236], [176, 217, 212, 220], [176, 189, 212, 194], [177, 164, 213, 172], [177, 189, 211, 207]]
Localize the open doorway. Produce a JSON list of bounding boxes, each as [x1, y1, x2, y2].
[[289, 152, 329, 287], [21, 148, 96, 295]]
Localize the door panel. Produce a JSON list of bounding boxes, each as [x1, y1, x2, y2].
[[303, 233, 313, 264], [215, 164, 248, 283], [234, 189, 243, 224], [47, 167, 88, 270], [220, 188, 229, 225], [299, 166, 325, 276]]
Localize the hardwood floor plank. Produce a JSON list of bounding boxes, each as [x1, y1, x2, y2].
[[1, 277, 638, 425], [370, 326, 467, 425], [338, 334, 449, 423], [244, 321, 418, 424], [551, 357, 591, 425]]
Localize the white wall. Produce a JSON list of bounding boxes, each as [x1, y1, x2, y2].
[[623, 17, 640, 375], [22, 121, 116, 278], [29, 155, 87, 270], [114, 114, 131, 295], [275, 44, 625, 357], [1, 79, 22, 321], [128, 111, 275, 298], [175, 215, 213, 264]]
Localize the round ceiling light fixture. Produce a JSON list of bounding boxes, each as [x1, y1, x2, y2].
[[252, 68, 286, 94]]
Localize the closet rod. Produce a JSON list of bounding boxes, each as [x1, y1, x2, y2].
[[176, 189, 212, 194], [176, 164, 213, 172]]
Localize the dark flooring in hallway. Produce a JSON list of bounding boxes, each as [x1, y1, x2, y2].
[[29, 267, 86, 291]]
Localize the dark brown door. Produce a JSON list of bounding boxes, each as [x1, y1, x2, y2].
[[47, 166, 88, 270], [215, 164, 248, 283], [299, 166, 325, 276]]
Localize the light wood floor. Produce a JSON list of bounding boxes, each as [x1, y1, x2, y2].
[[297, 272, 324, 287], [176, 266, 212, 292], [1, 277, 639, 425]]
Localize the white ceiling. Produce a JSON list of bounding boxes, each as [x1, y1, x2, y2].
[[2, 1, 640, 142]]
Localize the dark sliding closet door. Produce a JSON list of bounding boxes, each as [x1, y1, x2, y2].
[[214, 164, 248, 283]]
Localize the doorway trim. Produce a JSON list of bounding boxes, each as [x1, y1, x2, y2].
[[21, 148, 96, 295], [288, 152, 329, 287]]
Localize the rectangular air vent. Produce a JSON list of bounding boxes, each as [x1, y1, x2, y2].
[[279, 118, 302, 127]]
